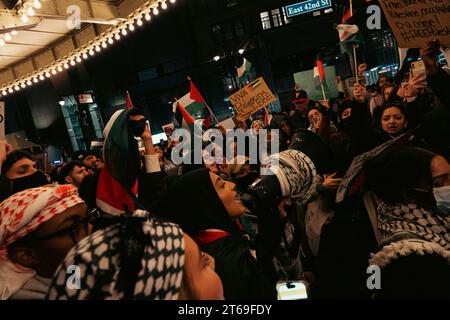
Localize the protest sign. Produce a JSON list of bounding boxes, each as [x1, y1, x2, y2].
[[379, 0, 450, 48], [229, 77, 276, 121], [335, 131, 414, 203]]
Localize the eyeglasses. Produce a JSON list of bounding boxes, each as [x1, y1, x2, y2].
[[30, 208, 98, 244]]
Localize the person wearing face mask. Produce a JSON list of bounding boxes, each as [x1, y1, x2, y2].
[[364, 146, 450, 298], [0, 150, 49, 202], [431, 154, 450, 215]]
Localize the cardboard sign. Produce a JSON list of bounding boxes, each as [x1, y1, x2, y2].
[[379, 0, 450, 48], [229, 77, 276, 121], [216, 117, 236, 130], [335, 131, 413, 203], [0, 102, 4, 139]]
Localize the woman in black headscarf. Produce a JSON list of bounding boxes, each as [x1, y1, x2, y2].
[[157, 168, 277, 300]]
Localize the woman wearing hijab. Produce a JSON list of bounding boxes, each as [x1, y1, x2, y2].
[[0, 184, 90, 299], [157, 168, 277, 300], [364, 146, 450, 298], [47, 209, 224, 300]]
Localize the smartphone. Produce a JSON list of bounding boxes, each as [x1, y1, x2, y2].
[[410, 60, 426, 77], [276, 281, 309, 300]]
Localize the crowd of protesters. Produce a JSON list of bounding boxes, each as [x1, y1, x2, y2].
[[0, 40, 449, 300]]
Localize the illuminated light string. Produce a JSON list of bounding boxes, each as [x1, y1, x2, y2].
[[0, 0, 175, 97]]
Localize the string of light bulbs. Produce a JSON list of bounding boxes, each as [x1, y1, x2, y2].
[[0, 0, 176, 97]]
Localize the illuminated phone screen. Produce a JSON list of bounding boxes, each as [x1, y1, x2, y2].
[[276, 281, 308, 300]]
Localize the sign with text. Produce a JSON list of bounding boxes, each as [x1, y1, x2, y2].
[[379, 0, 450, 48], [285, 0, 332, 18], [229, 77, 276, 121], [0, 102, 4, 139]]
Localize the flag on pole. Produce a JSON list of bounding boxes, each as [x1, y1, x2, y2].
[[125, 91, 134, 110], [313, 56, 326, 84], [341, 3, 352, 24], [336, 24, 365, 56], [237, 58, 252, 84]]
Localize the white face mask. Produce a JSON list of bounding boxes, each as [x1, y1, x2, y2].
[[433, 185, 450, 215]]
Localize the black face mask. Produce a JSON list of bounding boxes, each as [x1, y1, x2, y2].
[[12, 170, 49, 193], [0, 170, 49, 201], [128, 119, 146, 138]]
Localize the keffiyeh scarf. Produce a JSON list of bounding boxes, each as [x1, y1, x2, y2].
[[265, 149, 318, 204], [0, 184, 83, 299]]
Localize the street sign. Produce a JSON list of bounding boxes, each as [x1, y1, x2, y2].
[[285, 0, 332, 18]]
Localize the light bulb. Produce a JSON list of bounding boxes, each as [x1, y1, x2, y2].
[[33, 77, 38, 83], [15, 85, 20, 91], [27, 80, 32, 85], [89, 49, 95, 56], [64, 63, 69, 69], [153, 7, 159, 15], [45, 72, 51, 77], [39, 74, 44, 80], [33, 0, 42, 9], [21, 83, 26, 88], [57, 66, 63, 72], [108, 37, 114, 44], [161, 1, 168, 9], [137, 19, 143, 26], [2, 90, 6, 95], [115, 33, 121, 40], [170, 0, 176, 3], [8, 88, 13, 93], [129, 24, 135, 31], [51, 69, 57, 75], [101, 42, 107, 48], [121, 28, 127, 36], [70, 60, 75, 66], [26, 6, 35, 16], [82, 52, 88, 59], [4, 33, 12, 41], [145, 12, 151, 21], [21, 14, 29, 23], [95, 45, 100, 52], [76, 56, 82, 63]]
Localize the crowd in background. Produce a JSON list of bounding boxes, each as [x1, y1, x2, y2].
[[0, 40, 449, 300]]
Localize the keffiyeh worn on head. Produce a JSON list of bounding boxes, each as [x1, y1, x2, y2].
[[47, 214, 185, 300], [0, 184, 83, 299], [265, 149, 317, 204]]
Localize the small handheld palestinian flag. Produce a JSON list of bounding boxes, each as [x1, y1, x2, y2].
[[237, 58, 252, 85], [125, 91, 134, 110]]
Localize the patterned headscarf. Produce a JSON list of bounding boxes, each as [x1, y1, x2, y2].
[[47, 212, 185, 300], [265, 149, 318, 204], [0, 184, 83, 299]]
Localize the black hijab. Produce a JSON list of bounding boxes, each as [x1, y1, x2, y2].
[[162, 168, 241, 236]]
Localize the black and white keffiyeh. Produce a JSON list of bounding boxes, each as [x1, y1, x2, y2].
[[47, 214, 185, 300], [377, 202, 450, 250], [264, 149, 318, 204]]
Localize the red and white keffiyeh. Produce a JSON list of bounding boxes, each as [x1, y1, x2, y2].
[[0, 184, 83, 299]]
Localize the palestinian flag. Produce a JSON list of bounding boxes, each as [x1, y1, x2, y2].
[[237, 58, 252, 84], [247, 78, 261, 92], [313, 56, 325, 84], [336, 24, 365, 56], [173, 80, 211, 131], [341, 3, 352, 24], [96, 109, 140, 215], [126, 91, 134, 110]]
